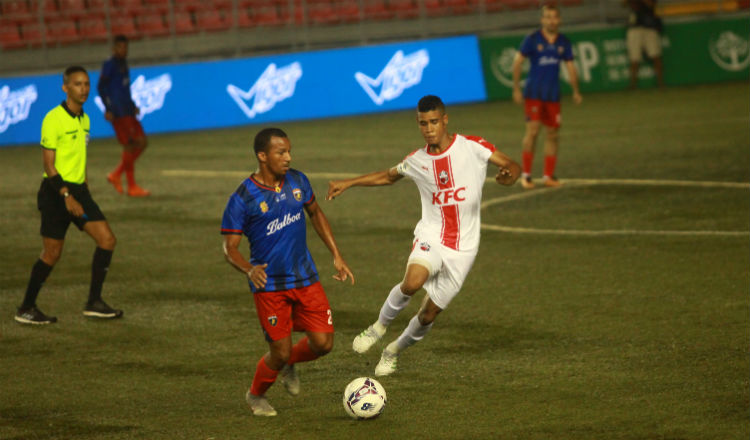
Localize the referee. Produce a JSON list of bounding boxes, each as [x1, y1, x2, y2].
[[16, 66, 123, 325]]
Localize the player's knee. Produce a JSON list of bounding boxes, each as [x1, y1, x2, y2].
[[41, 247, 63, 265], [311, 337, 333, 356], [98, 232, 116, 250], [417, 309, 438, 326], [136, 137, 148, 149], [269, 347, 292, 366], [546, 129, 559, 141], [400, 280, 422, 296]]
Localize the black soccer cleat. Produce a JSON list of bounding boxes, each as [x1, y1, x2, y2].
[[15, 306, 58, 325], [83, 300, 124, 319]]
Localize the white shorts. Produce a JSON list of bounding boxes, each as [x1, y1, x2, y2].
[[407, 238, 477, 310], [626, 27, 662, 63]]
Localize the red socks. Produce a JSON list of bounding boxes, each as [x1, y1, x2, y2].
[[287, 337, 319, 365], [112, 148, 144, 187], [249, 357, 279, 397], [522, 151, 534, 175], [543, 155, 557, 178]]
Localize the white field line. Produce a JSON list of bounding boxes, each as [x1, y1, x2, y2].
[[163, 170, 750, 237]]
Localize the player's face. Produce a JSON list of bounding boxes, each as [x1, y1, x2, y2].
[[417, 109, 449, 147], [113, 41, 128, 58], [260, 136, 292, 177], [62, 72, 90, 106], [541, 9, 560, 34]]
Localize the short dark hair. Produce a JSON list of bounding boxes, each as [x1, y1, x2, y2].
[[114, 34, 128, 44], [542, 3, 560, 15], [63, 66, 88, 84], [417, 95, 446, 114], [254, 128, 288, 155]]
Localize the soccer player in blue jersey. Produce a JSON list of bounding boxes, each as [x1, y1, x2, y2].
[[221, 128, 355, 417], [98, 35, 150, 197], [511, 4, 582, 189]]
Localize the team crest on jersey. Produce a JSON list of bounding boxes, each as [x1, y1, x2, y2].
[[537, 44, 544, 52], [293, 188, 302, 201], [274, 186, 281, 193], [439, 170, 449, 185], [557, 46, 564, 55], [268, 315, 278, 326], [260, 201, 269, 213], [420, 242, 430, 252]]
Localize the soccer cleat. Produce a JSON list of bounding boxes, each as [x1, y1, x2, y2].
[[246, 390, 277, 417], [279, 364, 300, 396], [543, 176, 562, 188], [107, 172, 123, 194], [15, 306, 57, 325], [521, 176, 535, 189], [83, 300, 124, 319], [127, 185, 151, 197], [353, 324, 385, 354], [374, 348, 399, 377]]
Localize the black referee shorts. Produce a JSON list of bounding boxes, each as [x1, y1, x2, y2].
[[37, 179, 106, 240]]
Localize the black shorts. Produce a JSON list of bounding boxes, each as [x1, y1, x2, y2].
[[37, 179, 106, 240]]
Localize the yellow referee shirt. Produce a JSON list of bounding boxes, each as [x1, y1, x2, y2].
[[41, 102, 90, 184]]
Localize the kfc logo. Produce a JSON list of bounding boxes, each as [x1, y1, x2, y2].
[[438, 170, 449, 185], [431, 187, 466, 205]]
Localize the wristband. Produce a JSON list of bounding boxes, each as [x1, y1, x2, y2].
[[49, 174, 64, 192]]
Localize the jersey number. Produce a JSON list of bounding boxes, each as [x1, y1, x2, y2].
[[327, 309, 333, 325]]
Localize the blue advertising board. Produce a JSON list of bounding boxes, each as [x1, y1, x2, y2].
[[0, 35, 486, 147]]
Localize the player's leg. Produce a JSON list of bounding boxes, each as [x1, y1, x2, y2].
[[644, 29, 664, 87], [247, 335, 292, 417], [107, 118, 131, 194], [16, 236, 64, 325], [353, 255, 434, 354], [626, 28, 643, 89], [521, 100, 543, 189], [81, 220, 123, 319], [541, 103, 562, 188], [125, 119, 149, 197]]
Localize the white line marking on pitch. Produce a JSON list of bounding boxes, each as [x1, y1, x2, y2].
[[163, 170, 749, 237]]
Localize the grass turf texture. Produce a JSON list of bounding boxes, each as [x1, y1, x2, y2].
[[0, 82, 748, 439]]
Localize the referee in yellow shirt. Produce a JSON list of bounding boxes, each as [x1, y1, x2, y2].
[[16, 66, 123, 325]]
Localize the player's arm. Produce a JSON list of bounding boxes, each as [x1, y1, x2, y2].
[[42, 146, 84, 217], [511, 52, 527, 104], [564, 60, 583, 105], [97, 63, 115, 121], [222, 234, 268, 289], [304, 200, 355, 285], [326, 167, 403, 200], [489, 150, 521, 186]]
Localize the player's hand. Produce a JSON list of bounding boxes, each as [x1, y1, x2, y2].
[[326, 180, 348, 200], [573, 92, 583, 105], [247, 263, 268, 289], [495, 167, 517, 186], [512, 88, 523, 105], [332, 256, 355, 285], [64, 195, 85, 217], [104, 111, 114, 122]]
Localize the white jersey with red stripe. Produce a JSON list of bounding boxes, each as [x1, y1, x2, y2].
[[396, 133, 496, 252]]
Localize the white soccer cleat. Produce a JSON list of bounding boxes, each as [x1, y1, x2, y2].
[[374, 348, 399, 377], [279, 364, 300, 396], [353, 324, 385, 354], [246, 390, 277, 417]]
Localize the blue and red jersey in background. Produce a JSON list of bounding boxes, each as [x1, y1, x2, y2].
[[98, 56, 137, 118], [519, 30, 574, 103]]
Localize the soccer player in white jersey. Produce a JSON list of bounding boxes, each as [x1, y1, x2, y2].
[[326, 95, 520, 376]]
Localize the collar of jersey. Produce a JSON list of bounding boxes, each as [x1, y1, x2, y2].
[[61, 101, 84, 119], [250, 174, 285, 192], [424, 133, 457, 156]]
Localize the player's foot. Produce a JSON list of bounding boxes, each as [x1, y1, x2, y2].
[[374, 348, 399, 377], [15, 306, 57, 325], [521, 176, 535, 189], [353, 324, 385, 354], [127, 185, 151, 197], [543, 176, 562, 188], [246, 391, 277, 417], [107, 172, 123, 194], [83, 299, 124, 319], [279, 364, 300, 396]]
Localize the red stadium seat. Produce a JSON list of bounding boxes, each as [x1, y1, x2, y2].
[[172, 11, 196, 33], [46, 19, 81, 45], [237, 8, 255, 27], [20, 22, 43, 46], [2, 0, 33, 24], [142, 0, 170, 13], [499, 0, 539, 10], [388, 0, 419, 19], [0, 24, 25, 49], [362, 0, 393, 20], [251, 6, 283, 26], [115, 0, 145, 16], [308, 2, 338, 24], [138, 13, 169, 36], [195, 9, 231, 31], [424, 0, 449, 16], [484, 0, 506, 12], [58, 0, 88, 19], [444, 0, 473, 14], [110, 14, 138, 38], [79, 16, 109, 41], [336, 1, 360, 23]]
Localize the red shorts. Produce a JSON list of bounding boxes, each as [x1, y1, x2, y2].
[[525, 99, 561, 128], [112, 116, 146, 146], [253, 282, 333, 342]]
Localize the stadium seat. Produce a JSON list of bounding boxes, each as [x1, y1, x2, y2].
[[388, 0, 419, 19], [46, 19, 81, 45], [20, 22, 44, 46], [483, 0, 506, 12], [336, 1, 360, 23], [115, 0, 145, 15], [79, 16, 109, 41], [362, 0, 393, 20], [2, 0, 34, 24], [137, 13, 169, 36], [0, 24, 25, 49], [499, 0, 539, 10], [195, 9, 231, 31], [444, 0, 473, 14], [110, 14, 138, 38], [172, 11, 196, 33], [30, 0, 63, 20], [142, 0, 170, 14], [308, 2, 338, 24], [251, 6, 283, 26], [424, 0, 449, 16], [58, 0, 89, 19]]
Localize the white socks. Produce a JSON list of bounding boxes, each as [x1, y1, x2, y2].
[[389, 315, 433, 354], [377, 284, 411, 328]]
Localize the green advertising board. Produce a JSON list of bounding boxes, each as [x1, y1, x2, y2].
[[479, 16, 750, 100]]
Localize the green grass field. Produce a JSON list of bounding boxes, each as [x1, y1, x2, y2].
[[1, 82, 748, 440]]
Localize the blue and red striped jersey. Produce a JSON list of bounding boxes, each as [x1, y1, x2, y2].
[[519, 30, 574, 102]]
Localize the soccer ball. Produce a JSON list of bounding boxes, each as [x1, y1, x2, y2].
[[343, 377, 387, 419]]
